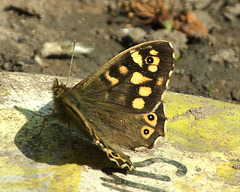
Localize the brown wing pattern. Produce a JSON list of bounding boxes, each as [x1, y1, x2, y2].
[[53, 41, 175, 171]]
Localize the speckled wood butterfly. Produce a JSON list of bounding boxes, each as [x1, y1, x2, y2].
[[46, 40, 175, 171]]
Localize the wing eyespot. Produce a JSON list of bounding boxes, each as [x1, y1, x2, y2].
[[141, 126, 154, 139], [143, 128, 150, 135], [147, 114, 155, 121], [110, 151, 119, 157], [146, 56, 154, 64], [143, 113, 157, 127]]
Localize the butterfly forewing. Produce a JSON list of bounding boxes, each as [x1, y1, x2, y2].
[[52, 40, 175, 171], [76, 41, 174, 112]]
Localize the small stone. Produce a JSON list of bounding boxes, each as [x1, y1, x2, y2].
[[232, 88, 240, 101], [211, 49, 239, 64], [225, 4, 240, 17], [149, 29, 188, 56], [2, 62, 13, 71], [196, 167, 202, 172]]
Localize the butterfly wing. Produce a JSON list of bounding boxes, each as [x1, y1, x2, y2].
[[53, 40, 175, 170]]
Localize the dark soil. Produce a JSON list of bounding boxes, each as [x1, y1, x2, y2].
[[0, 0, 239, 104]]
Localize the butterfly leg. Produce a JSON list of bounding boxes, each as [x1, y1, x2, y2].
[[39, 110, 75, 148], [66, 121, 75, 148], [38, 110, 56, 136]]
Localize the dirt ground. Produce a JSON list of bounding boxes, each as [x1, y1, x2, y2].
[[0, 0, 239, 104]]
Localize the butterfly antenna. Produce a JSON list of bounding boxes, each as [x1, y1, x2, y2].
[[10, 83, 28, 109], [66, 40, 76, 86]]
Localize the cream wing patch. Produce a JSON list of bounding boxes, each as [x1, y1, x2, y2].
[[148, 65, 158, 72], [130, 72, 153, 84], [105, 71, 119, 85], [139, 86, 152, 97], [149, 49, 159, 55], [168, 70, 173, 77], [150, 57, 160, 65], [131, 51, 143, 67], [132, 98, 145, 109], [119, 65, 128, 75], [166, 71, 173, 88], [157, 77, 164, 86]]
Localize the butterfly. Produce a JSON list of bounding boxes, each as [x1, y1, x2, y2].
[[45, 40, 175, 171]]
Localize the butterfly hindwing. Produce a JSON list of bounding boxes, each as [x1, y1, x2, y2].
[[52, 40, 175, 171]]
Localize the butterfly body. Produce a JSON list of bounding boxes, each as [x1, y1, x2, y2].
[[51, 40, 175, 171]]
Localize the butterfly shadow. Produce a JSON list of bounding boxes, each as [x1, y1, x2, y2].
[[100, 158, 187, 192], [14, 104, 121, 171]]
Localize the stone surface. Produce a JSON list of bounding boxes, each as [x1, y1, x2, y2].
[[0, 72, 239, 192]]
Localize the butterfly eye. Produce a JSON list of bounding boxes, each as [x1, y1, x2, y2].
[[147, 114, 154, 121], [146, 56, 154, 64]]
